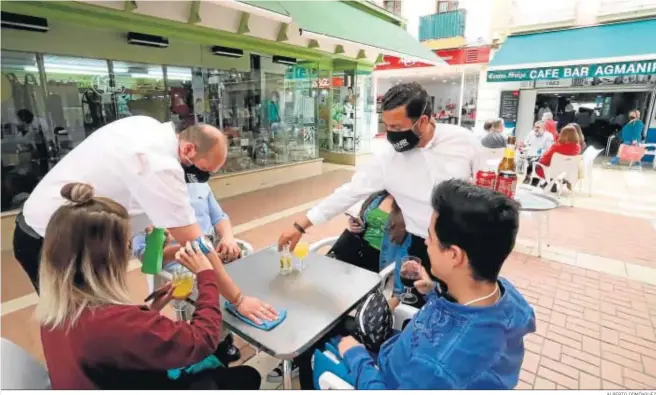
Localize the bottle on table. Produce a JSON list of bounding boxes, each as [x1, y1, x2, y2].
[[496, 136, 518, 199], [279, 245, 293, 275]]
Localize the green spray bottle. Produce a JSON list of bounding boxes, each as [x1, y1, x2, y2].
[[141, 227, 166, 275]]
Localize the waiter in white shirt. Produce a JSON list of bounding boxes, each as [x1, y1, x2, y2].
[[14, 116, 277, 324], [278, 82, 480, 274]]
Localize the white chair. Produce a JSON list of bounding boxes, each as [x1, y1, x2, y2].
[[530, 153, 581, 207], [579, 147, 603, 196], [1, 338, 51, 390]]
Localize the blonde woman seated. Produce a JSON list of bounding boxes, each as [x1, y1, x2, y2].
[[37, 183, 260, 390]]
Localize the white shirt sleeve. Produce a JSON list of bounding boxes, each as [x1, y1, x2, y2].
[[543, 133, 554, 151], [129, 157, 196, 229], [306, 157, 385, 226]]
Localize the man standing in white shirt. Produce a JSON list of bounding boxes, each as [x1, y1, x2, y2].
[[14, 116, 276, 324], [277, 82, 480, 270]]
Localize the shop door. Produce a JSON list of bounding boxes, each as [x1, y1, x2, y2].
[[645, 87, 656, 141]]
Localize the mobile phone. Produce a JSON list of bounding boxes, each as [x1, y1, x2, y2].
[[144, 285, 170, 303], [344, 213, 358, 220]]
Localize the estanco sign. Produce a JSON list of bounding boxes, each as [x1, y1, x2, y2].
[[375, 46, 491, 71], [487, 59, 656, 82]]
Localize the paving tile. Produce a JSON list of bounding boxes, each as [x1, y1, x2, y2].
[[601, 360, 624, 385], [623, 367, 656, 388], [642, 355, 656, 377], [626, 262, 656, 286], [579, 372, 601, 390], [519, 369, 536, 385], [575, 253, 627, 277], [533, 377, 557, 390], [539, 356, 580, 380], [515, 380, 532, 390], [537, 366, 578, 389], [541, 339, 562, 360], [522, 350, 540, 374]]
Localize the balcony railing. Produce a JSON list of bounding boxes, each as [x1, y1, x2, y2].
[[419, 9, 466, 41]]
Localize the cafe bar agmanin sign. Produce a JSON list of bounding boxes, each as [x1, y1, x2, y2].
[[487, 59, 656, 82]]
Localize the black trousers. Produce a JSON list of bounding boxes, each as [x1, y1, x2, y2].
[[175, 365, 261, 390], [13, 213, 43, 293]]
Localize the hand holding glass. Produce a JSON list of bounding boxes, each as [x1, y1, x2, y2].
[[399, 256, 422, 305]]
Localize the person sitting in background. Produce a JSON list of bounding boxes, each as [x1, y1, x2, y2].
[[322, 179, 535, 389], [557, 103, 576, 131], [37, 183, 260, 390], [481, 118, 507, 149], [608, 109, 644, 166], [569, 123, 587, 151], [132, 180, 241, 268], [523, 121, 553, 156], [542, 112, 558, 140], [533, 125, 582, 187]]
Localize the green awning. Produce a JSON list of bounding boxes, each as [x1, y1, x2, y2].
[[240, 1, 290, 17], [490, 19, 656, 68], [265, 0, 443, 65]]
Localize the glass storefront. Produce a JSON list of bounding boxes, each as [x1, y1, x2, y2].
[[0, 50, 320, 212], [323, 69, 375, 154]]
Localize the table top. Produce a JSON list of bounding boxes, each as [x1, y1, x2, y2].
[[220, 247, 382, 359], [515, 185, 560, 211]]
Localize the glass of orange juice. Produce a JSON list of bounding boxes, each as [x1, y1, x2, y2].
[[171, 268, 195, 301], [293, 241, 310, 271]]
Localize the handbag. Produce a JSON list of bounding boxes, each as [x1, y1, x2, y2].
[[619, 144, 646, 162], [326, 229, 363, 266], [347, 289, 394, 353]]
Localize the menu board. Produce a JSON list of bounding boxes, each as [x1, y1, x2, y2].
[[499, 90, 520, 123]]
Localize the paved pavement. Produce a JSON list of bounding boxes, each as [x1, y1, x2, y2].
[[1, 163, 655, 390]]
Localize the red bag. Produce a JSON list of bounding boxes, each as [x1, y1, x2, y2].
[[619, 144, 645, 162]]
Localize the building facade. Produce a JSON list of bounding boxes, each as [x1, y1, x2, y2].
[[477, 0, 656, 145], [0, 0, 438, 249]]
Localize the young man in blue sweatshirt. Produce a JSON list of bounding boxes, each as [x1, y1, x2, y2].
[[335, 179, 536, 389]]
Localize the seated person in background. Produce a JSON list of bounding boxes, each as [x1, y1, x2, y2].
[[533, 125, 582, 189], [481, 118, 507, 149], [133, 180, 241, 266], [309, 179, 535, 389], [542, 112, 558, 141], [608, 109, 644, 166], [569, 122, 586, 151], [523, 121, 554, 156], [38, 183, 260, 390]]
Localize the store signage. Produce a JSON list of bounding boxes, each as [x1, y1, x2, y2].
[[499, 90, 520, 123], [375, 46, 491, 71], [487, 59, 656, 82]]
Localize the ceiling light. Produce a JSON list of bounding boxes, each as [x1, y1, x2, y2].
[[1, 11, 48, 33], [211, 45, 244, 58], [442, 80, 447, 83], [127, 32, 169, 48]]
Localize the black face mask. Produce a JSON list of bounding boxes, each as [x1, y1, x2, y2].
[[183, 164, 211, 183], [386, 129, 421, 152]]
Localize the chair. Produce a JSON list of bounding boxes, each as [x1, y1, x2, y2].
[[1, 338, 51, 390], [579, 146, 603, 196], [530, 153, 581, 207], [642, 143, 656, 170]]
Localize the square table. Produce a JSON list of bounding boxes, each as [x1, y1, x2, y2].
[[220, 246, 382, 389]]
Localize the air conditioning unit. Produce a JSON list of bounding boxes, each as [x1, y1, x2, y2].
[[1, 12, 48, 33], [127, 32, 169, 48], [211, 46, 244, 58], [273, 55, 297, 66]]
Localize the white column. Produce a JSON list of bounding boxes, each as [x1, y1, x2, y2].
[[458, 69, 465, 126]]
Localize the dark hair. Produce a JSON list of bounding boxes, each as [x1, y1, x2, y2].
[[483, 119, 494, 131], [358, 191, 406, 244], [381, 82, 431, 120], [431, 179, 520, 282], [17, 109, 34, 124]]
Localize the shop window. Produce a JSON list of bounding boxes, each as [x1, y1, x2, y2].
[[354, 72, 375, 154], [166, 66, 194, 127], [1, 51, 48, 211], [437, 0, 459, 13], [383, 0, 402, 15], [112, 61, 167, 122]]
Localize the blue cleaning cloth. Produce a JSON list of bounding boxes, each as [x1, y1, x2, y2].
[[167, 354, 223, 380], [224, 301, 287, 331]]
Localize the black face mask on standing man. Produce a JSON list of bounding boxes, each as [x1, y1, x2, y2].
[[183, 164, 211, 183], [386, 102, 427, 152]]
